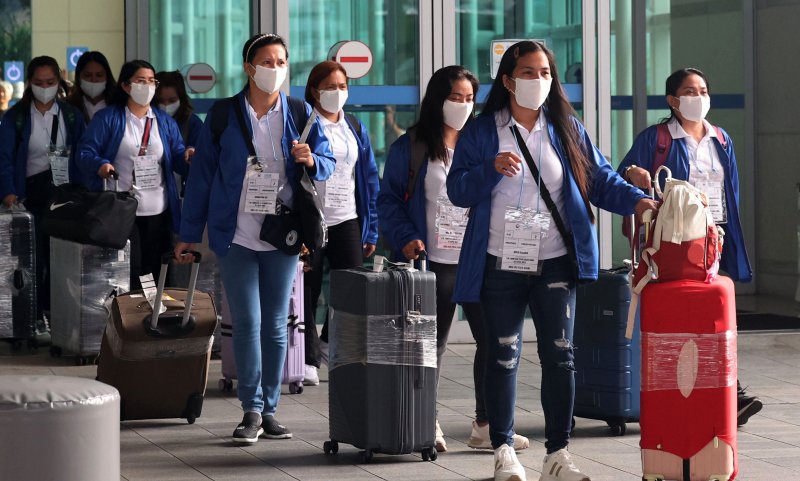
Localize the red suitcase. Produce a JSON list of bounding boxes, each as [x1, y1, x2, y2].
[[218, 261, 305, 394], [640, 278, 737, 481]]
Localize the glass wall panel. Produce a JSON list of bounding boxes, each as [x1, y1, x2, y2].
[[288, 0, 419, 173], [149, 0, 251, 99]]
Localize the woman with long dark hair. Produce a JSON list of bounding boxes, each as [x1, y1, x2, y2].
[[618, 67, 757, 427], [378, 65, 527, 454], [0, 56, 85, 321], [65, 51, 116, 123], [78, 59, 188, 290], [447, 41, 656, 481]]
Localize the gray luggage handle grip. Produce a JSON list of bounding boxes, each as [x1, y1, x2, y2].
[[150, 250, 203, 331], [410, 249, 428, 272], [102, 170, 121, 192]]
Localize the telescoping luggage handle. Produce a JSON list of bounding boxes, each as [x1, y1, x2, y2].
[[410, 249, 428, 272], [103, 170, 121, 192], [148, 250, 203, 334]]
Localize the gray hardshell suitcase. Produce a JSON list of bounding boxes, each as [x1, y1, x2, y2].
[[324, 255, 438, 462], [0, 207, 37, 348], [49, 237, 131, 363]]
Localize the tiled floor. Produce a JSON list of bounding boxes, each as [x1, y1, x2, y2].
[[2, 329, 799, 481]]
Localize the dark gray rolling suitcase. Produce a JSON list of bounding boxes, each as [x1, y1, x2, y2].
[[0, 207, 38, 350], [324, 255, 438, 463]]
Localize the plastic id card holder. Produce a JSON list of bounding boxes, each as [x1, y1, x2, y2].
[[499, 206, 551, 274]]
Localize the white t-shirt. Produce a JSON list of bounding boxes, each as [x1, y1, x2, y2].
[[83, 97, 107, 121], [315, 109, 358, 227], [424, 149, 463, 264], [113, 107, 166, 216], [232, 99, 288, 252], [487, 111, 568, 260], [27, 102, 66, 177]]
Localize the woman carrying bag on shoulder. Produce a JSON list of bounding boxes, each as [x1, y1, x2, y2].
[[78, 60, 188, 290]]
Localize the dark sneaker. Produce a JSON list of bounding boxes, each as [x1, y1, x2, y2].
[[261, 414, 293, 439], [232, 412, 263, 444], [737, 395, 763, 426]]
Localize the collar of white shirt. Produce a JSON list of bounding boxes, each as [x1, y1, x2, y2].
[[246, 95, 282, 122], [125, 105, 155, 120], [315, 108, 345, 127], [30, 100, 59, 117], [668, 117, 715, 141]]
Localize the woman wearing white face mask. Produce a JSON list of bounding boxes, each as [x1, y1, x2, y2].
[[377, 65, 523, 454], [618, 67, 757, 427], [300, 61, 380, 385], [447, 41, 656, 481], [78, 60, 188, 291], [0, 56, 85, 322], [66, 51, 115, 123]]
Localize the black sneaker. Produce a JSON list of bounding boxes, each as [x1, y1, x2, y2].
[[261, 414, 292, 439], [232, 412, 263, 444], [737, 395, 763, 426]]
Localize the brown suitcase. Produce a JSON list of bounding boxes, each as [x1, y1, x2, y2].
[[97, 251, 217, 423]]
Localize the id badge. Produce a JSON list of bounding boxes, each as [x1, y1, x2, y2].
[[48, 146, 70, 186], [324, 166, 353, 209], [500, 207, 551, 273], [691, 172, 727, 224], [244, 156, 280, 214], [133, 154, 162, 189], [435, 195, 469, 250]]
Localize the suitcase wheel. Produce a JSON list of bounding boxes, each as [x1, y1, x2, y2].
[[289, 382, 303, 395], [50, 345, 63, 358], [218, 378, 234, 392], [421, 447, 437, 462], [360, 449, 373, 463], [606, 420, 627, 436], [187, 414, 196, 424], [323, 440, 338, 455]]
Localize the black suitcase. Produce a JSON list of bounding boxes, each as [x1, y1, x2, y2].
[[0, 208, 37, 349], [573, 266, 641, 436], [324, 256, 438, 462]]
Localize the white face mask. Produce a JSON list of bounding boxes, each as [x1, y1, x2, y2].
[[318, 89, 348, 114], [442, 100, 473, 131], [251, 65, 287, 94], [31, 85, 58, 104], [129, 82, 155, 107], [510, 77, 552, 111], [81, 80, 106, 99], [677, 95, 710, 122], [159, 101, 181, 117]]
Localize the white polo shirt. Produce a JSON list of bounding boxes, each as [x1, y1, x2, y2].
[[114, 107, 166, 216], [315, 109, 358, 227], [668, 118, 725, 184], [27, 102, 66, 177]]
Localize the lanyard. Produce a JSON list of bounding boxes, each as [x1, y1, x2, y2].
[[49, 114, 59, 146], [692, 139, 718, 175], [135, 117, 153, 156], [509, 119, 544, 212], [262, 113, 280, 162]]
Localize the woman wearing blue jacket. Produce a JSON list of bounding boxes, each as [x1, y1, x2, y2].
[[0, 55, 85, 320], [617, 67, 758, 427], [78, 59, 187, 291], [174, 33, 335, 445], [378, 66, 528, 455], [446, 41, 656, 481], [301, 60, 379, 385]]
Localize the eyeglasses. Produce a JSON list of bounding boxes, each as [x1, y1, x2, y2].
[[129, 79, 160, 87]]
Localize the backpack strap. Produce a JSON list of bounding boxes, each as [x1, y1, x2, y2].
[[403, 128, 427, 203], [286, 96, 309, 135], [713, 125, 727, 148], [652, 123, 672, 176], [15, 106, 25, 148], [210, 97, 236, 146], [344, 112, 362, 138]]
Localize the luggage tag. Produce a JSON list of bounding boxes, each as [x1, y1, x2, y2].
[[47, 145, 70, 186], [324, 162, 354, 209], [139, 274, 167, 314], [434, 195, 469, 250], [244, 155, 281, 214], [133, 152, 162, 190], [499, 206, 550, 274]]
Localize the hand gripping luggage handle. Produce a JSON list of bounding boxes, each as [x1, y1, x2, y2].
[[150, 250, 203, 330], [102, 170, 121, 192], [411, 249, 428, 272]]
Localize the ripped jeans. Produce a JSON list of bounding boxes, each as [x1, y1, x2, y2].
[[481, 254, 576, 453]]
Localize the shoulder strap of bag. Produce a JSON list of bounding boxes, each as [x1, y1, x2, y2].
[[403, 128, 427, 202], [713, 125, 727, 148], [231, 97, 257, 157], [15, 107, 25, 148], [510, 125, 576, 264], [344, 112, 362, 137], [652, 123, 672, 175], [210, 97, 236, 146], [286, 96, 309, 135]]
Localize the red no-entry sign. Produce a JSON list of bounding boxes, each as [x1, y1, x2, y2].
[[329, 41, 373, 79]]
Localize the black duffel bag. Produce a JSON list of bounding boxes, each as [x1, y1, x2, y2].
[[43, 175, 138, 249]]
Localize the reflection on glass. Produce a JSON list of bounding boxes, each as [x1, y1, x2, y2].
[[149, 0, 251, 98]]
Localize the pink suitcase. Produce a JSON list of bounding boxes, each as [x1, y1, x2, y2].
[[219, 261, 305, 394]]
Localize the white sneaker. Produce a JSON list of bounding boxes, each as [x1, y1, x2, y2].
[[467, 421, 530, 451], [494, 444, 526, 481], [303, 365, 319, 386], [435, 419, 447, 452], [540, 449, 590, 481], [319, 341, 329, 367]]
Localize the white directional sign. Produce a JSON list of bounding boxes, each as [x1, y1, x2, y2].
[[329, 41, 372, 79], [4, 61, 23, 83], [67, 46, 89, 72]]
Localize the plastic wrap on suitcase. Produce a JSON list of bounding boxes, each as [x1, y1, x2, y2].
[[573, 267, 640, 435], [0, 208, 37, 340], [50, 238, 130, 357]]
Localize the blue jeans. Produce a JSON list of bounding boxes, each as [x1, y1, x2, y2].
[[481, 254, 577, 453], [219, 243, 298, 414]]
